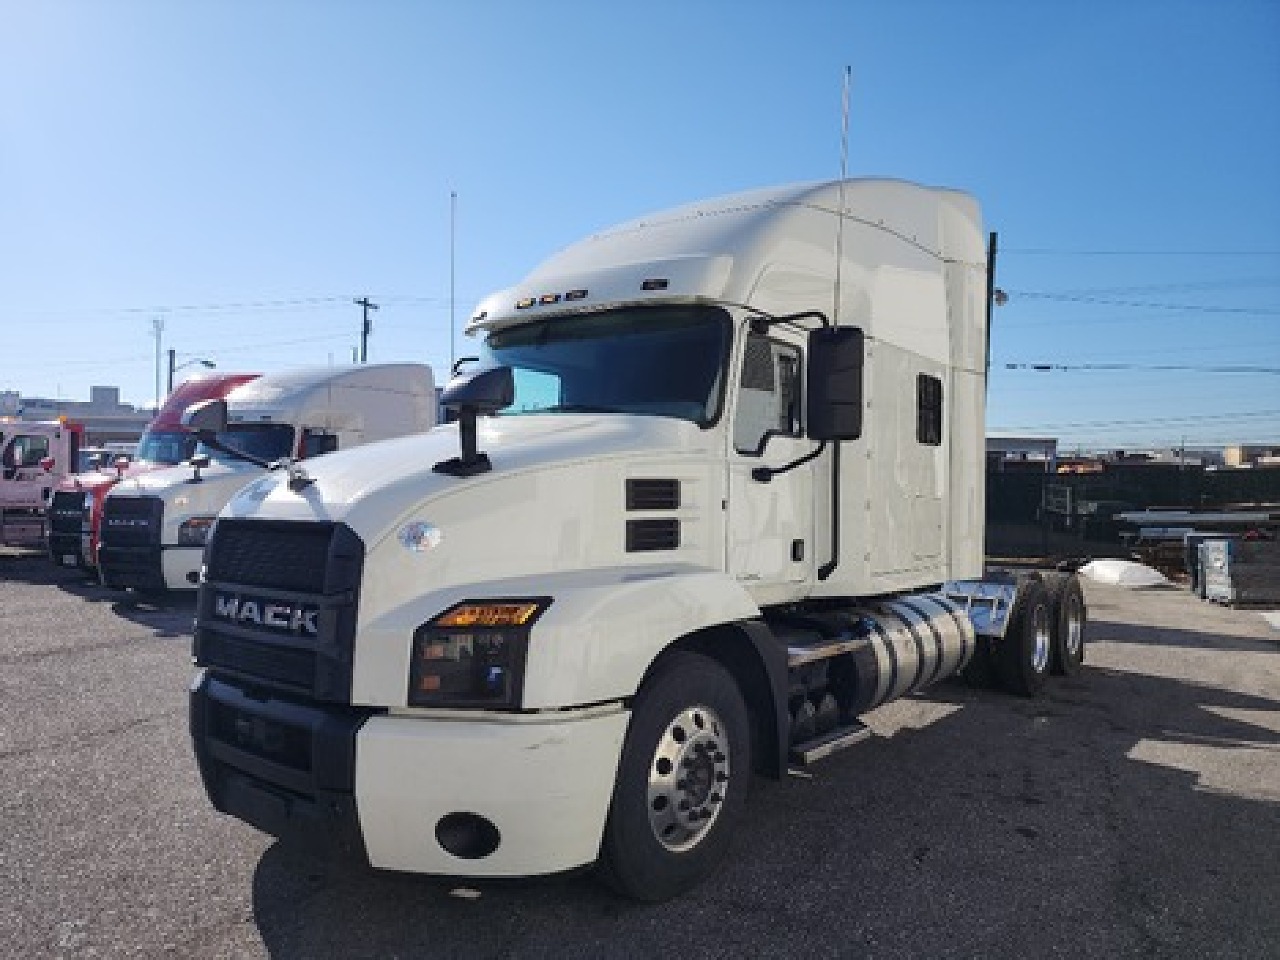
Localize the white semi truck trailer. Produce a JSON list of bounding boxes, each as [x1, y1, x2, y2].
[[188, 179, 1086, 901]]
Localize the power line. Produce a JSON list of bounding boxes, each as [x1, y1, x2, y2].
[[1004, 290, 1280, 315], [1004, 362, 1280, 375], [1002, 249, 1280, 257], [1051, 277, 1280, 296], [997, 409, 1280, 431], [1, 293, 457, 320]]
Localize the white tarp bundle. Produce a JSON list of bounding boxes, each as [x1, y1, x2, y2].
[[1079, 559, 1170, 588]]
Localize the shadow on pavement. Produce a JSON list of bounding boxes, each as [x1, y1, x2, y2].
[[245, 649, 1280, 959], [1, 549, 197, 638]]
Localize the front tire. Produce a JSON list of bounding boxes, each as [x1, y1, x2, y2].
[[598, 651, 751, 902]]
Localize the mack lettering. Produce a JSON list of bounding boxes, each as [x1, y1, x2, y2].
[[213, 594, 320, 636]]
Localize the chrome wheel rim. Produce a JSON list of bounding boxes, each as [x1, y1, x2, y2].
[[1065, 597, 1084, 659], [1032, 603, 1052, 674], [646, 704, 730, 853]]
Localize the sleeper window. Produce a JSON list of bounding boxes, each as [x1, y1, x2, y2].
[[917, 374, 943, 446]]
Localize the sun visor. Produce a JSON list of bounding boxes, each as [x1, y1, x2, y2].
[[467, 255, 733, 332]]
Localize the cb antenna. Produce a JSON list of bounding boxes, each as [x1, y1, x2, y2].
[[832, 65, 852, 328]]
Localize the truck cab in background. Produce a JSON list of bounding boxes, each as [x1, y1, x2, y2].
[[48, 374, 260, 570], [0, 418, 84, 516], [187, 179, 1087, 901], [98, 363, 436, 592]]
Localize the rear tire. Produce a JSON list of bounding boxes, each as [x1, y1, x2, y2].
[[1045, 573, 1087, 676], [597, 651, 750, 902], [997, 578, 1052, 696]]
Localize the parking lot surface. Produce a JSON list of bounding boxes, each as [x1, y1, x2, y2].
[[2, 548, 1278, 959]]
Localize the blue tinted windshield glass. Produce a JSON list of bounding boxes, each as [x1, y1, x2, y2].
[[480, 305, 730, 425], [135, 429, 195, 465], [197, 424, 295, 463]]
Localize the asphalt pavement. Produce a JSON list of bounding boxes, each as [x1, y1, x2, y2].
[[2, 547, 1278, 959]]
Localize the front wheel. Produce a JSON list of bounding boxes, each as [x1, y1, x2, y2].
[[597, 651, 751, 902]]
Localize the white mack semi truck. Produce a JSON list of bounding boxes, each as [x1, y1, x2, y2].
[[189, 179, 1087, 901], [99, 363, 436, 592]]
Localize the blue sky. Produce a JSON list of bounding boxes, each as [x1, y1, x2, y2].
[[2, 0, 1277, 449]]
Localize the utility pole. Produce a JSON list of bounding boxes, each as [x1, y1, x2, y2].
[[450, 190, 457, 368], [151, 315, 165, 412], [354, 296, 379, 363]]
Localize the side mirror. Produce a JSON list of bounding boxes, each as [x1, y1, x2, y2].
[[452, 355, 481, 376], [39, 456, 56, 473], [182, 398, 229, 440], [806, 326, 864, 442], [113, 456, 130, 479], [300, 429, 339, 458], [439, 365, 515, 414], [435, 366, 514, 477]]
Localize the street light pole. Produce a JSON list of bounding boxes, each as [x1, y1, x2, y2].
[[152, 315, 165, 412], [168, 353, 216, 393]]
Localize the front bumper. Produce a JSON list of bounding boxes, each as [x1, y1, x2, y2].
[[191, 671, 630, 878], [100, 544, 202, 590], [355, 707, 629, 877], [49, 531, 90, 569], [191, 672, 372, 848]]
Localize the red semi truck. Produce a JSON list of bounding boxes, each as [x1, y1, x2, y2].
[[47, 373, 258, 570]]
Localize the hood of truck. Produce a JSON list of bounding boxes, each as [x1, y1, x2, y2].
[[110, 459, 262, 498], [56, 471, 121, 495], [224, 414, 712, 545], [56, 461, 186, 495]]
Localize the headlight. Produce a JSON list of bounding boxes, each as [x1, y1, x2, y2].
[[408, 599, 552, 709], [178, 515, 217, 547]]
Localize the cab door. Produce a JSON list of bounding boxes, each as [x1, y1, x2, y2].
[[726, 326, 814, 605], [1, 429, 54, 509]]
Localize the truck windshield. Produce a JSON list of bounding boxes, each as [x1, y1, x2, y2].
[[197, 424, 295, 464], [135, 429, 196, 465], [480, 304, 730, 426]]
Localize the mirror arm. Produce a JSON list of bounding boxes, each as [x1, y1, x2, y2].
[[751, 441, 827, 483], [433, 405, 491, 477]]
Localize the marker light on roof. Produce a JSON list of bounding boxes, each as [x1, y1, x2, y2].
[[641, 278, 669, 291], [565, 289, 588, 301], [539, 293, 561, 305], [515, 297, 536, 310]]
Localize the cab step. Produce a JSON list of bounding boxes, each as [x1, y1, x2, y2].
[[788, 719, 872, 768]]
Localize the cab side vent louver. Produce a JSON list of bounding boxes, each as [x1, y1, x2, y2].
[[626, 518, 680, 552], [626, 478, 680, 511]]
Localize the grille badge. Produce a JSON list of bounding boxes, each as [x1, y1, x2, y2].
[[213, 595, 320, 635]]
